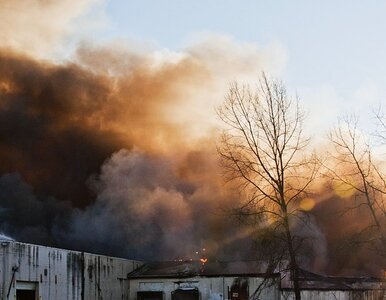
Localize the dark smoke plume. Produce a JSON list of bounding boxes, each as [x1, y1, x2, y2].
[[0, 46, 385, 275], [0, 47, 244, 260], [0, 48, 207, 206], [0, 172, 72, 245]]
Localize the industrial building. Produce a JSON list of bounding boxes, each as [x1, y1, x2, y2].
[[0, 237, 385, 299], [128, 260, 280, 300], [0, 237, 141, 299], [128, 261, 386, 300]]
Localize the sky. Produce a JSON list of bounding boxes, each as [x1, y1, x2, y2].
[[95, 0, 386, 135]]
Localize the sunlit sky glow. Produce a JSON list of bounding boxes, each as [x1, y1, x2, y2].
[[96, 1, 386, 134], [101, 1, 386, 86]]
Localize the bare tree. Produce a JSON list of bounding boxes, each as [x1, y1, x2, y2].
[[217, 73, 318, 300], [326, 115, 386, 256]]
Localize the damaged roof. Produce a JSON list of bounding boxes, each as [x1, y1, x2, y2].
[[128, 260, 278, 278]]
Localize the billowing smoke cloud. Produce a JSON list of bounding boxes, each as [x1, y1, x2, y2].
[[0, 173, 72, 246], [0, 50, 123, 206], [309, 191, 386, 276], [291, 214, 328, 274], [0, 0, 106, 58], [0, 37, 282, 260], [0, 35, 281, 206], [56, 149, 235, 259], [0, 3, 384, 275]]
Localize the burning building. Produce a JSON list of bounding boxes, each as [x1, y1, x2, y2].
[[0, 237, 385, 300]]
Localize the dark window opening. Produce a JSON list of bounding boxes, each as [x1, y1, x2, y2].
[[172, 288, 199, 300], [16, 290, 36, 300], [137, 291, 163, 300]]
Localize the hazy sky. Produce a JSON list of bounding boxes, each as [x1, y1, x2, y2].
[[101, 1, 386, 86], [97, 1, 386, 131]]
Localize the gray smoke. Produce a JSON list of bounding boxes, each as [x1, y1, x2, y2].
[[58, 149, 197, 259], [0, 173, 72, 246]]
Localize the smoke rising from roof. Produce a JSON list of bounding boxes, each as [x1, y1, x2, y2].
[[57, 149, 237, 259], [0, 5, 384, 274], [0, 38, 281, 260]]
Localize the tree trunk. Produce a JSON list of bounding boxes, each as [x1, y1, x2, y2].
[[283, 213, 301, 300]]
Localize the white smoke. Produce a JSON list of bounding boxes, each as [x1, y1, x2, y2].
[[0, 0, 107, 58]]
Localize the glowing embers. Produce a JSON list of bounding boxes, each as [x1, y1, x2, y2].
[[197, 248, 208, 273], [194, 247, 208, 263]]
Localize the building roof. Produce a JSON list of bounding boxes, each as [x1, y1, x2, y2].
[[128, 260, 278, 279], [128, 260, 386, 291], [281, 269, 386, 291]]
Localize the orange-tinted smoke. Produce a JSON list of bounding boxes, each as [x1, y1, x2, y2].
[[0, 44, 385, 274], [0, 48, 212, 206]]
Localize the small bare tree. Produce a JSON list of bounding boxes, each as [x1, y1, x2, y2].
[[326, 115, 386, 256], [217, 73, 318, 300]]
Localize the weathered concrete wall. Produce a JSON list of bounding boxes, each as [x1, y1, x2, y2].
[[83, 253, 141, 300], [0, 241, 142, 300], [128, 276, 280, 300]]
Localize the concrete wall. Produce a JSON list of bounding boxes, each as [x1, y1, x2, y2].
[[0, 241, 142, 300], [83, 253, 141, 300], [128, 276, 280, 300]]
